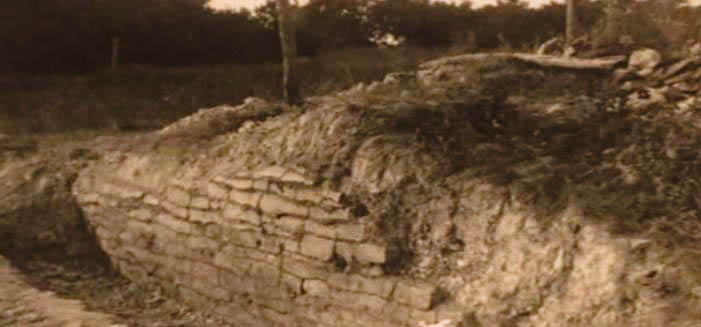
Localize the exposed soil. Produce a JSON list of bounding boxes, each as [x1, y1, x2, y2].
[[1, 254, 236, 327], [1, 131, 237, 327]]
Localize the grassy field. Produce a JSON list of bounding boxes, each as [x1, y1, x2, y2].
[[0, 47, 457, 133]]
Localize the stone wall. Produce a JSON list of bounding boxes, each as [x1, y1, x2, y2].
[[73, 163, 464, 327], [71, 56, 701, 327]]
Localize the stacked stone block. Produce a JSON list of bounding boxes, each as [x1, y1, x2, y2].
[[74, 165, 459, 327]]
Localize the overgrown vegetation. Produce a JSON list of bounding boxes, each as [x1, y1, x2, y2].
[[0, 47, 446, 133], [2, 0, 701, 132], [3, 0, 700, 74]]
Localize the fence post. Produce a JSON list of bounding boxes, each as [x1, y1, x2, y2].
[[111, 37, 119, 69]]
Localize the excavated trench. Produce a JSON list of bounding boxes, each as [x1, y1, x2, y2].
[[2, 54, 701, 327], [0, 133, 239, 327]]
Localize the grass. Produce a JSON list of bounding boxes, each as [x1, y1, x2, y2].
[[0, 47, 451, 133]]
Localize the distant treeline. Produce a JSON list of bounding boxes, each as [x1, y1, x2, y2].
[[1, 0, 699, 74]]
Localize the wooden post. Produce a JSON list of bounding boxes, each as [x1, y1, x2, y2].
[[566, 0, 577, 44], [604, 0, 622, 42], [276, 0, 301, 105], [111, 37, 119, 69]]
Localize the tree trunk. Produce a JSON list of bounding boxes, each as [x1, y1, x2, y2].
[[566, 0, 577, 44], [276, 0, 300, 105]]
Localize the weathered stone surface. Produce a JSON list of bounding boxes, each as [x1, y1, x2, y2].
[[281, 172, 315, 185], [153, 213, 192, 234], [336, 223, 365, 242], [334, 241, 354, 263], [261, 298, 293, 314], [300, 235, 334, 260], [248, 261, 281, 285], [118, 260, 149, 282], [393, 281, 438, 310], [223, 203, 260, 225], [190, 264, 230, 300], [253, 166, 289, 180], [214, 176, 253, 190], [281, 187, 327, 204], [280, 272, 302, 294], [280, 238, 300, 253], [95, 226, 113, 240], [329, 273, 396, 298], [665, 71, 695, 85], [206, 182, 228, 199], [628, 48, 662, 77], [177, 286, 211, 308], [304, 220, 337, 238], [219, 268, 247, 290], [229, 189, 261, 208], [215, 245, 252, 273], [259, 194, 309, 218], [333, 290, 388, 313], [101, 182, 145, 199], [254, 236, 286, 255], [190, 196, 210, 210], [143, 194, 160, 206], [282, 257, 328, 279], [166, 187, 191, 207], [189, 209, 217, 224], [252, 179, 269, 191], [162, 200, 189, 218], [128, 208, 152, 222], [260, 307, 287, 325], [186, 235, 219, 259], [302, 279, 331, 298], [664, 58, 694, 78], [80, 193, 100, 204], [382, 302, 413, 323], [354, 243, 393, 264], [689, 42, 701, 57], [223, 229, 260, 248], [271, 216, 305, 237], [309, 207, 351, 223]]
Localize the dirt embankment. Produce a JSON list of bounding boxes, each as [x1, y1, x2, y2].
[[0, 132, 243, 327], [2, 50, 701, 327], [71, 53, 701, 327]]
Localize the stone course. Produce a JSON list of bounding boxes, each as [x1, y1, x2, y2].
[[74, 165, 453, 327]]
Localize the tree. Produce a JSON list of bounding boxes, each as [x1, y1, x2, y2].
[[276, 0, 301, 105], [296, 0, 374, 54]]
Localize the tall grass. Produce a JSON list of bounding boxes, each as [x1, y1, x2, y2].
[[0, 47, 450, 133]]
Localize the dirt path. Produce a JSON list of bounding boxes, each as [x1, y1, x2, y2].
[[0, 255, 115, 327], [1, 255, 238, 327], [1, 130, 239, 327]]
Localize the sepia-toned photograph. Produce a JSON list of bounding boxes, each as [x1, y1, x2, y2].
[[1, 1, 701, 326]]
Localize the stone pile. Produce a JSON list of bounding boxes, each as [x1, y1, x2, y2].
[[615, 48, 701, 112]]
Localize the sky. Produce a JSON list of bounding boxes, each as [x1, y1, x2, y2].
[[208, 0, 701, 11]]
